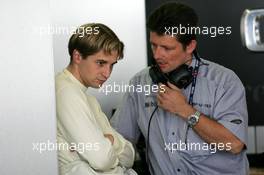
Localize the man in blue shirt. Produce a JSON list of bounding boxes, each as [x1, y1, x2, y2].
[[111, 2, 249, 175]]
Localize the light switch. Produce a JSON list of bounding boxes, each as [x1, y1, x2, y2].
[[241, 9, 264, 52]]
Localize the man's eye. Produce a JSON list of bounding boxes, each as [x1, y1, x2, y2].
[[96, 61, 104, 66], [165, 47, 174, 52], [151, 44, 157, 50], [163, 46, 171, 50]]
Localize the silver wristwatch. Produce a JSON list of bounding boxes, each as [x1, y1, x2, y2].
[[187, 111, 201, 128]]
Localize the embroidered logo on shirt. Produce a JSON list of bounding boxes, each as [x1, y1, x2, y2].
[[145, 101, 157, 108], [192, 102, 211, 108]]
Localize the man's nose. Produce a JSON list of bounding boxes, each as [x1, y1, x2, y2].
[[102, 66, 111, 79], [153, 46, 164, 60]]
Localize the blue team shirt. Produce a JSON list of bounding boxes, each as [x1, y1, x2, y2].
[[111, 58, 249, 175]]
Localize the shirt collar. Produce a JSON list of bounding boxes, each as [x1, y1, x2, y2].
[[189, 55, 197, 69], [63, 68, 88, 92]]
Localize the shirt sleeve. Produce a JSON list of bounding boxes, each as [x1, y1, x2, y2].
[[110, 89, 141, 145], [108, 127, 135, 168], [56, 86, 118, 171], [212, 75, 248, 147], [88, 96, 135, 168]]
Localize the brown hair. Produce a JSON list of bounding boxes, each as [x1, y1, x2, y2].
[[68, 23, 124, 62]]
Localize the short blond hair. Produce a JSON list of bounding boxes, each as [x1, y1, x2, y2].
[[68, 23, 124, 62]]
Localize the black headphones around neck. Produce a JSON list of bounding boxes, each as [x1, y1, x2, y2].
[[149, 51, 201, 89]]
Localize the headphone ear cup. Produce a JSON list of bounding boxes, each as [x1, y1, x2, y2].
[[168, 65, 193, 89], [149, 65, 168, 85]]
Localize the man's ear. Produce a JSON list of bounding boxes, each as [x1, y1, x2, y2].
[[72, 49, 82, 64], [186, 40, 197, 54]]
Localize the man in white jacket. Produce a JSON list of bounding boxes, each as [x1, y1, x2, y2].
[[56, 23, 136, 175]]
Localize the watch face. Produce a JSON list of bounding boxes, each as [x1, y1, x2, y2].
[[188, 115, 198, 127], [190, 116, 197, 124], [188, 112, 200, 127]]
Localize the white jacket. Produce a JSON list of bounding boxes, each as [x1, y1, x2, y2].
[[56, 69, 135, 175]]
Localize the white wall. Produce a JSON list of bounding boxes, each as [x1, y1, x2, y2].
[[51, 0, 148, 117], [0, 1, 147, 174], [0, 0, 58, 175]]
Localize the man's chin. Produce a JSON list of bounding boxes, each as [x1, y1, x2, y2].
[[95, 84, 102, 89], [92, 80, 106, 88], [89, 83, 102, 89], [160, 65, 182, 73], [160, 67, 173, 73]]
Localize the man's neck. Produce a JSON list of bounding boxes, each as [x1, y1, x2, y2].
[[66, 65, 86, 86], [184, 54, 193, 66]]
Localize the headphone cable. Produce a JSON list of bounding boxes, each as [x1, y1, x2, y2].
[[146, 106, 158, 166]]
